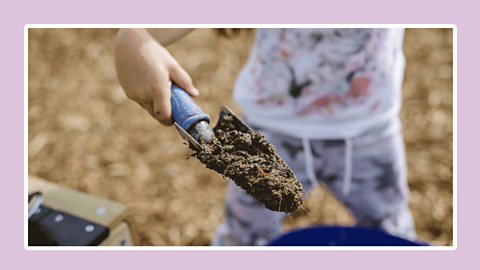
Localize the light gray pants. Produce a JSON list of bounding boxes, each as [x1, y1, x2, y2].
[[212, 117, 417, 246]]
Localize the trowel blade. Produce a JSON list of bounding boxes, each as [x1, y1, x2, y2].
[[174, 122, 202, 149], [213, 106, 255, 133]]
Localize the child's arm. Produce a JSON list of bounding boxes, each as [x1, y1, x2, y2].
[[113, 28, 197, 126], [146, 28, 193, 46]]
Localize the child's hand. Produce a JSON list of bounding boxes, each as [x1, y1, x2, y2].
[[114, 29, 199, 126]]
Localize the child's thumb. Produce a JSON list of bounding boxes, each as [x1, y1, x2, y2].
[[169, 65, 199, 97]]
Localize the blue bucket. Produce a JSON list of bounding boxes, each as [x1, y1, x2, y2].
[[268, 225, 428, 246]]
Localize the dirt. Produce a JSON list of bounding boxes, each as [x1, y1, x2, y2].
[[192, 115, 303, 213]]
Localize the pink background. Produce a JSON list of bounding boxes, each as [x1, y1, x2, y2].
[[3, 0, 473, 269]]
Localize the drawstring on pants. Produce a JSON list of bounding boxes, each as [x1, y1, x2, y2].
[[302, 137, 318, 190], [343, 138, 353, 197], [302, 136, 353, 198]]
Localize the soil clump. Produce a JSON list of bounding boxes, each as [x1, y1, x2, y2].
[[192, 115, 304, 213]]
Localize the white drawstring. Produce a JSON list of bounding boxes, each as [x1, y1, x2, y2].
[[302, 136, 354, 197], [343, 138, 353, 197], [302, 137, 319, 189]]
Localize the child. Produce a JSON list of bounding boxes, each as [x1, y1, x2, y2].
[[114, 28, 417, 245]]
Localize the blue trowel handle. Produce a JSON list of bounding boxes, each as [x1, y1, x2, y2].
[[171, 83, 210, 131]]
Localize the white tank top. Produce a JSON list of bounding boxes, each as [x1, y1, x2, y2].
[[233, 28, 405, 140]]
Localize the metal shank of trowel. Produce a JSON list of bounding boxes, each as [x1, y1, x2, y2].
[[170, 84, 214, 148]]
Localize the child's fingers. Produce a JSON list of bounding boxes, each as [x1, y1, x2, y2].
[[169, 64, 199, 97], [153, 81, 173, 126], [135, 99, 155, 117], [143, 100, 155, 117]]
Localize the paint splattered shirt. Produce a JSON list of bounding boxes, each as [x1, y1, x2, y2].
[[233, 28, 406, 139]]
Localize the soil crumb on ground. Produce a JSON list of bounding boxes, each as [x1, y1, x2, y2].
[[192, 115, 304, 213]]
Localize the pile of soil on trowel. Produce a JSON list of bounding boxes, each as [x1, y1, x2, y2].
[[191, 115, 303, 213]]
